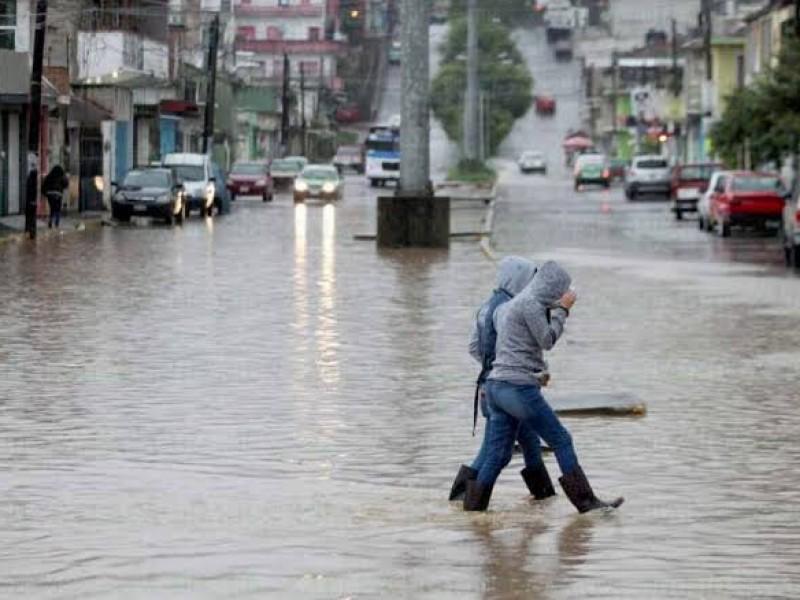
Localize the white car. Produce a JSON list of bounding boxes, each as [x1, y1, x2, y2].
[[625, 155, 672, 199], [518, 151, 547, 174], [697, 171, 729, 232], [162, 153, 216, 217]]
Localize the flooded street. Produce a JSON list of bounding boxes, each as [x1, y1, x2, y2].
[[3, 26, 800, 600]]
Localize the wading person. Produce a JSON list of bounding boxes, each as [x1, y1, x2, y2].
[[449, 257, 557, 504], [464, 261, 623, 513], [42, 165, 68, 229]]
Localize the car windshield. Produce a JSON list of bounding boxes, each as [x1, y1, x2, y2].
[[272, 160, 300, 171], [732, 176, 783, 192], [636, 158, 668, 169], [232, 163, 265, 175], [302, 168, 337, 180], [522, 152, 542, 159], [580, 156, 605, 166], [679, 165, 717, 180], [337, 147, 361, 157], [171, 165, 204, 181], [122, 170, 170, 188]]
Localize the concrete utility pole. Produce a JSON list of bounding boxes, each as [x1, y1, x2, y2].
[[462, 0, 480, 162], [299, 68, 307, 157], [671, 18, 680, 97], [202, 13, 220, 155], [702, 0, 712, 81], [24, 0, 48, 239], [398, 0, 430, 195], [281, 53, 290, 155]]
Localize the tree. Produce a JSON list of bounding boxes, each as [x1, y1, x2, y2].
[[432, 17, 533, 155]]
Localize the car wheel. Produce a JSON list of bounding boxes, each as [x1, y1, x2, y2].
[[574, 181, 580, 191], [717, 219, 731, 238], [603, 181, 610, 189], [791, 244, 800, 270], [369, 179, 377, 188], [164, 211, 174, 226], [675, 208, 683, 220], [697, 214, 705, 230], [230, 193, 236, 202]]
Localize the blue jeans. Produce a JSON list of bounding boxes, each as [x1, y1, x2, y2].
[[470, 386, 544, 472], [477, 380, 579, 487]]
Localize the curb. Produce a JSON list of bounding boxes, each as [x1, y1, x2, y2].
[[0, 216, 105, 246]]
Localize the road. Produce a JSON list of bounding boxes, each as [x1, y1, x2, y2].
[[2, 23, 800, 600]]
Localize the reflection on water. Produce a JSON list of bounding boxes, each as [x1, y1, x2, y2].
[[318, 203, 339, 385]]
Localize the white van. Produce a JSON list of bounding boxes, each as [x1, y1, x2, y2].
[[163, 153, 215, 217]]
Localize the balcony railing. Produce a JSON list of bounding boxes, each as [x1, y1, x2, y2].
[[236, 39, 343, 55], [234, 4, 324, 18]]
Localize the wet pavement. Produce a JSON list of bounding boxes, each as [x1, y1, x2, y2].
[[3, 25, 800, 600]]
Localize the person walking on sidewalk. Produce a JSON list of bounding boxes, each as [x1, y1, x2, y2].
[[42, 165, 68, 229], [464, 260, 624, 514], [449, 256, 558, 504]]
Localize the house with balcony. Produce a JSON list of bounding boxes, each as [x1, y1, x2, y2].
[[234, 0, 345, 132], [743, 0, 796, 84]]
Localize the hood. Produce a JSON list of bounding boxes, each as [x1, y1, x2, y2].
[[523, 260, 571, 305], [496, 256, 537, 296], [118, 186, 168, 198]]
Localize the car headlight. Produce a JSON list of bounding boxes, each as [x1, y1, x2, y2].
[[322, 182, 336, 194], [295, 180, 308, 193]]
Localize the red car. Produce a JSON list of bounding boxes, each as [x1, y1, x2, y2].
[[227, 161, 273, 202], [670, 162, 721, 220], [708, 171, 787, 237], [535, 95, 556, 115], [335, 104, 362, 124]]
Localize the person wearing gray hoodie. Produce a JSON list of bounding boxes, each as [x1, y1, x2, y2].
[[463, 260, 624, 513], [449, 257, 557, 503]]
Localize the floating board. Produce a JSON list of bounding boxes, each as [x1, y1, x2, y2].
[[548, 392, 646, 417]]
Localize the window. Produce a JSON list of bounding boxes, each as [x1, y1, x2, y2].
[[736, 54, 744, 89], [278, 0, 290, 6], [237, 26, 255, 40], [272, 59, 284, 77], [0, 0, 16, 50], [715, 176, 726, 193], [300, 60, 319, 75], [267, 26, 283, 40], [308, 27, 320, 41]]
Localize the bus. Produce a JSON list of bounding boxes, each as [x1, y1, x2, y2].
[[365, 125, 400, 187]]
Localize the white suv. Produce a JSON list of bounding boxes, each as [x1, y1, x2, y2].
[[163, 153, 216, 217], [625, 155, 672, 199]]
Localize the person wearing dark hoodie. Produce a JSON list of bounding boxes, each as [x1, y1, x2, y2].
[[42, 165, 68, 229], [449, 257, 557, 504], [464, 260, 624, 513]]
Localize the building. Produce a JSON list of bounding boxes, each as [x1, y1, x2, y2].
[[743, 0, 796, 84]]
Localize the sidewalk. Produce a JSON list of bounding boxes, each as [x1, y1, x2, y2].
[[0, 211, 107, 244]]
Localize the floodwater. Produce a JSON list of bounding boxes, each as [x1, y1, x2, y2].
[[3, 26, 800, 600]]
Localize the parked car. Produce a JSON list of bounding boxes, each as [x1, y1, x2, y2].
[[389, 40, 402, 64], [518, 151, 547, 174], [624, 155, 671, 199], [163, 153, 215, 217], [574, 153, 609, 189], [697, 171, 725, 232], [781, 188, 800, 268], [535, 95, 556, 115], [227, 161, 273, 202], [670, 162, 721, 220], [293, 164, 343, 203], [608, 158, 629, 181], [111, 167, 185, 225], [706, 171, 787, 237], [554, 37, 574, 60], [210, 162, 232, 215], [333, 145, 365, 174], [335, 104, 362, 124], [270, 156, 308, 187]]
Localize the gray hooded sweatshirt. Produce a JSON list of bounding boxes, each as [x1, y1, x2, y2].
[[488, 260, 572, 385], [468, 256, 538, 363]]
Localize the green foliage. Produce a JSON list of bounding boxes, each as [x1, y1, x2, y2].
[[448, 0, 535, 27], [448, 159, 497, 184], [431, 17, 533, 155], [711, 35, 800, 167]]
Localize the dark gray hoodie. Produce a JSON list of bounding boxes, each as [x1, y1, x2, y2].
[[488, 260, 572, 385]]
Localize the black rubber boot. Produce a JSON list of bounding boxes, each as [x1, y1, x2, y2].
[[559, 466, 624, 514], [448, 465, 478, 501], [521, 463, 556, 500], [463, 479, 494, 512]]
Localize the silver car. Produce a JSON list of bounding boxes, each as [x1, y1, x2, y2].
[[518, 151, 547, 174], [625, 155, 672, 199]]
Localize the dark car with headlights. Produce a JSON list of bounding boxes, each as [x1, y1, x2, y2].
[[293, 164, 343, 203], [111, 168, 185, 225]]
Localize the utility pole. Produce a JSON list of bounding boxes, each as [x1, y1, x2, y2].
[[24, 0, 48, 239], [462, 0, 480, 163], [398, 0, 430, 194], [702, 0, 712, 81], [281, 53, 290, 155], [299, 68, 307, 157], [202, 13, 220, 155], [671, 18, 680, 97], [611, 50, 618, 138]]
